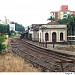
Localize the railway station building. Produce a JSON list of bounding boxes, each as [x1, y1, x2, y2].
[[29, 24, 67, 43]]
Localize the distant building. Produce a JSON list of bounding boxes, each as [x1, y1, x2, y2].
[[50, 5, 75, 20], [0, 17, 11, 25], [29, 24, 41, 41], [0, 20, 4, 24], [9, 24, 15, 31], [3, 17, 11, 25]]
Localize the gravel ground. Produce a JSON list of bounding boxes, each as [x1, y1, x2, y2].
[[56, 45, 75, 52], [47, 44, 75, 52]]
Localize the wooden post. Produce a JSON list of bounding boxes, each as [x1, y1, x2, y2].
[[53, 41, 55, 48], [45, 41, 47, 48], [53, 42, 54, 48], [43, 39, 44, 47]]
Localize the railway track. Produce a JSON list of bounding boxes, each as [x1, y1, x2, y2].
[[11, 38, 75, 72]]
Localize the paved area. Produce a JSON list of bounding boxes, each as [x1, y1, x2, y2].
[[47, 44, 68, 49], [26, 41, 68, 49], [26, 40, 75, 56]]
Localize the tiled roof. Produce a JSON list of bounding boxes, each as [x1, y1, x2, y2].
[[47, 22, 58, 25]]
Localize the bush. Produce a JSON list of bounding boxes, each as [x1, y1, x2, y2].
[[0, 43, 6, 54], [0, 35, 5, 43]]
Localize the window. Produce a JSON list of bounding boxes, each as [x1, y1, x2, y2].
[[45, 33, 49, 41], [60, 32, 63, 41]]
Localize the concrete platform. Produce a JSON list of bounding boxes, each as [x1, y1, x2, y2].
[[26, 40, 75, 56]]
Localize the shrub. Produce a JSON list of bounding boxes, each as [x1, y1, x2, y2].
[[0, 35, 5, 43], [0, 43, 6, 54]]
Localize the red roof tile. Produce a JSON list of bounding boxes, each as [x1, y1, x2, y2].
[[47, 22, 58, 25]]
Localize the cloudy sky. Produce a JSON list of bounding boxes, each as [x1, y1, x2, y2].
[[0, 0, 75, 27]]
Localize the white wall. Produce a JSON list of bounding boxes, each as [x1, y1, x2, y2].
[[9, 24, 15, 31], [39, 28, 67, 43], [32, 31, 39, 41]]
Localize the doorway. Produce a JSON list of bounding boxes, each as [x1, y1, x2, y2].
[[52, 32, 56, 42]]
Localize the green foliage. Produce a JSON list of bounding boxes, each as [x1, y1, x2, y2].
[[0, 22, 25, 36], [57, 14, 75, 36], [0, 43, 6, 54], [0, 24, 7, 34], [11, 30, 14, 33], [11, 22, 25, 32], [47, 16, 55, 22], [57, 18, 68, 24], [10, 30, 16, 36], [0, 22, 25, 37], [0, 35, 5, 43]]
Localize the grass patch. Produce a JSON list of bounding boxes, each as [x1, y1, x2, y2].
[[0, 53, 41, 72], [0, 43, 6, 54], [0, 35, 7, 54]]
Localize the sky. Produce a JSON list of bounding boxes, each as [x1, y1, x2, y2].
[[0, 0, 75, 27]]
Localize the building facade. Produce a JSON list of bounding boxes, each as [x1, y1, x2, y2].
[[9, 24, 15, 31], [50, 5, 75, 20], [39, 24, 67, 43], [29, 24, 40, 41], [29, 24, 67, 43], [0, 17, 11, 25]]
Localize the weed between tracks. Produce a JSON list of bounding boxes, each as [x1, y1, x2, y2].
[[0, 53, 41, 72]]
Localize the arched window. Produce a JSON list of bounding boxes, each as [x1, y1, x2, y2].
[[60, 32, 63, 41], [52, 32, 56, 42], [45, 33, 49, 41]]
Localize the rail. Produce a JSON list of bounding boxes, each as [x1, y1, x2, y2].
[[11, 38, 75, 72]]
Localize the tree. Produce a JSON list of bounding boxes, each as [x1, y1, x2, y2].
[[0, 24, 8, 34], [57, 18, 68, 24], [47, 16, 55, 22], [11, 22, 25, 32], [57, 14, 75, 36], [0, 43, 6, 54], [67, 14, 75, 35], [6, 25, 11, 36]]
